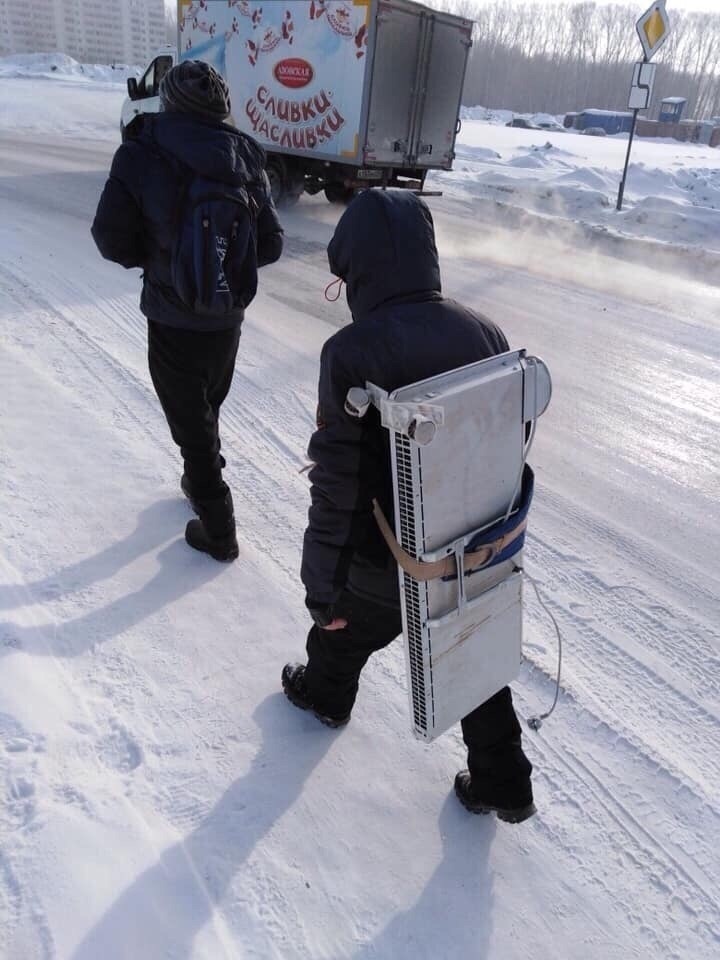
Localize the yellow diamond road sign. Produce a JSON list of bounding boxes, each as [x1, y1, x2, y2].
[[636, 1, 671, 62]]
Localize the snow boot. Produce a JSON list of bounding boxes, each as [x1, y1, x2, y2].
[[454, 770, 536, 823], [281, 663, 350, 729], [180, 474, 199, 514], [181, 455, 226, 513], [185, 490, 239, 562]]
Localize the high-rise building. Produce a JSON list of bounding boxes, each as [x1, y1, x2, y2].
[[0, 0, 167, 65]]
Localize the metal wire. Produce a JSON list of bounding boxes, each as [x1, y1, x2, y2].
[[517, 565, 563, 731]]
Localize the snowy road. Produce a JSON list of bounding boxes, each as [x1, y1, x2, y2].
[[1, 130, 719, 960]]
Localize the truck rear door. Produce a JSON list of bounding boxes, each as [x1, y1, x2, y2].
[[363, 1, 424, 167], [364, 1, 472, 170], [413, 12, 472, 170]]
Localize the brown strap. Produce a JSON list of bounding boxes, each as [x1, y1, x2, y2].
[[372, 499, 527, 583]]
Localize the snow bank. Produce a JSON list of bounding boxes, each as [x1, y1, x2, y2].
[[461, 105, 513, 125], [439, 118, 720, 256], [0, 52, 140, 83], [0, 60, 129, 140], [462, 106, 565, 129]]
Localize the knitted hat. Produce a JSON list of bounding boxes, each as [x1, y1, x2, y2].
[[159, 60, 231, 121]]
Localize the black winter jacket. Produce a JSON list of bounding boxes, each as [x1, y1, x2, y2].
[[301, 190, 509, 608], [91, 112, 283, 330]]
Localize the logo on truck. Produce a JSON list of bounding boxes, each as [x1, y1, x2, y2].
[[326, 2, 354, 38], [309, 1, 367, 59], [274, 58, 314, 89]]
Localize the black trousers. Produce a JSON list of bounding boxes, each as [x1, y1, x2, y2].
[[304, 590, 532, 789], [148, 320, 240, 500]]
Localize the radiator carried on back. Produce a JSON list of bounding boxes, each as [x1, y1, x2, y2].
[[346, 349, 552, 741]]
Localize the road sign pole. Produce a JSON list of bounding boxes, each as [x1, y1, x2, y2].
[[616, 107, 640, 211], [617, 2, 672, 212]]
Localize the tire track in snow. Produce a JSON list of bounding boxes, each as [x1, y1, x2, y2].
[[0, 264, 170, 459], [524, 526, 720, 802], [0, 261, 316, 587], [533, 484, 719, 628], [522, 682, 720, 959]]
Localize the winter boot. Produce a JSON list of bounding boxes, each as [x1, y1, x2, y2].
[[180, 474, 199, 514], [181, 455, 226, 513], [454, 770, 536, 823], [281, 663, 350, 729], [185, 490, 239, 562]]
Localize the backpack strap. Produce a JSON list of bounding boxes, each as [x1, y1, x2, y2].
[[371, 463, 534, 582], [148, 129, 194, 235]]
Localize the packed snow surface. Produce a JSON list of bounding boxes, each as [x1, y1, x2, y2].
[[1, 68, 719, 959]]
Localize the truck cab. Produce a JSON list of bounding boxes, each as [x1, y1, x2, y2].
[[121, 46, 175, 140]]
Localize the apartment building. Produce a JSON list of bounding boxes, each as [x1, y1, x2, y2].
[[0, 0, 166, 65]]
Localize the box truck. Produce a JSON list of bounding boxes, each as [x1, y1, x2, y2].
[[121, 0, 473, 204]]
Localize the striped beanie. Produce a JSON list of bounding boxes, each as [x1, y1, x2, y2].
[[159, 60, 231, 121]]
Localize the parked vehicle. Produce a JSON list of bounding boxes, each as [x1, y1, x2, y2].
[[505, 117, 540, 129], [535, 119, 564, 132], [122, 0, 473, 204]]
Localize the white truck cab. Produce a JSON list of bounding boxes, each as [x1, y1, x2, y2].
[[120, 45, 176, 140]]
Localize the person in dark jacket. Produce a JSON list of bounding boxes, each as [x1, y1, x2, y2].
[[92, 60, 283, 561], [282, 189, 535, 823]]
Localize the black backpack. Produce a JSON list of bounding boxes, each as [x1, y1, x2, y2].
[[166, 158, 262, 316]]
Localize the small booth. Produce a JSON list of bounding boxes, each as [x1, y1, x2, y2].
[[658, 97, 687, 124]]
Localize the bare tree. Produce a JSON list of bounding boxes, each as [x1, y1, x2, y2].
[[437, 0, 720, 118]]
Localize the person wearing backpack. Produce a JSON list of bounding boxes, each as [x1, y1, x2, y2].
[[92, 60, 283, 561]]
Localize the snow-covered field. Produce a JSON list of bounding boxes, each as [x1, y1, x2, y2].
[[453, 113, 720, 261], [0, 54, 137, 140], [1, 65, 719, 960]]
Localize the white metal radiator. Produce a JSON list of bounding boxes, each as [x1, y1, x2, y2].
[[354, 350, 551, 741]]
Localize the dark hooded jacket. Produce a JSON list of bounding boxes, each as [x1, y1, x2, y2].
[[301, 190, 509, 607], [91, 112, 283, 330]]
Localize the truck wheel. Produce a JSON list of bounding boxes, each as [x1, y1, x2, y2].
[[266, 156, 287, 206], [283, 168, 305, 207], [324, 183, 354, 205]]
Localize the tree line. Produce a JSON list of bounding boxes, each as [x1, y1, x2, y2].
[[435, 0, 720, 119]]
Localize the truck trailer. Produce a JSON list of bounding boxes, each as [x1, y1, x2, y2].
[[121, 0, 473, 204]]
